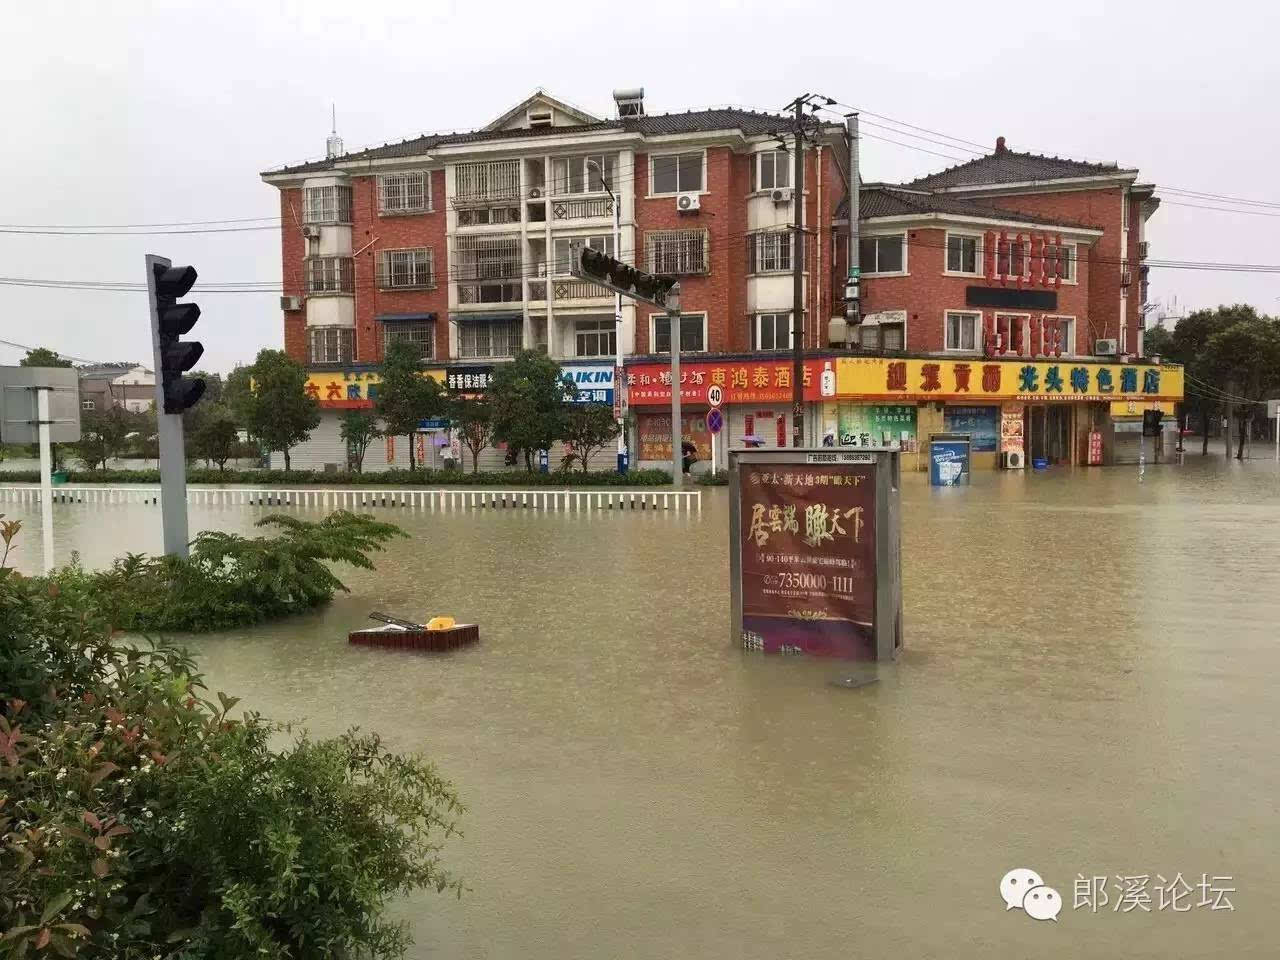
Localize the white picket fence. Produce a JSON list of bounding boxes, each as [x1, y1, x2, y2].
[[0, 485, 702, 513]]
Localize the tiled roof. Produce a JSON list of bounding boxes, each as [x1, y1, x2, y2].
[[264, 108, 810, 176], [839, 186, 1101, 231], [902, 147, 1133, 190]]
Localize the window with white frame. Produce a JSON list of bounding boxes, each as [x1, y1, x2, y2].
[[378, 172, 430, 215], [454, 159, 521, 204], [650, 151, 704, 195], [308, 326, 355, 364], [994, 313, 1027, 353], [944, 311, 980, 351], [747, 230, 792, 274], [383, 321, 433, 360], [551, 154, 616, 195], [575, 319, 616, 357], [305, 257, 354, 294], [1044, 316, 1075, 354], [997, 238, 1027, 278], [859, 234, 905, 274], [378, 249, 434, 290], [553, 235, 614, 276], [458, 318, 522, 359], [302, 185, 352, 224], [946, 234, 980, 274], [646, 229, 708, 275], [752, 150, 790, 191], [1046, 242, 1076, 282], [651, 313, 707, 353], [859, 321, 905, 352], [754, 313, 792, 351]]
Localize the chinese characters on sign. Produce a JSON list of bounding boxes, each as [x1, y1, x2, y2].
[[446, 366, 495, 393], [304, 368, 444, 408], [738, 464, 877, 658], [626, 359, 831, 406], [837, 404, 918, 451], [836, 357, 1182, 402]]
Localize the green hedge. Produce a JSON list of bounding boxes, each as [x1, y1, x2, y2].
[[0, 466, 674, 487]]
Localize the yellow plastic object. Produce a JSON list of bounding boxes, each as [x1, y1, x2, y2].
[[425, 616, 456, 631]]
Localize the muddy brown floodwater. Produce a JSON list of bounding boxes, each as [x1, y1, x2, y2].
[[7, 458, 1278, 958]]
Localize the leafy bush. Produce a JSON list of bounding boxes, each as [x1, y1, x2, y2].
[[694, 471, 729, 486], [0, 534, 463, 959], [0, 467, 673, 487], [41, 512, 405, 634]]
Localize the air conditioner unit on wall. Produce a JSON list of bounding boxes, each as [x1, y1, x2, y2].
[[676, 193, 700, 212], [1002, 450, 1025, 470], [770, 188, 793, 204], [302, 224, 321, 239], [1095, 338, 1119, 355], [280, 295, 302, 311], [528, 187, 543, 199]]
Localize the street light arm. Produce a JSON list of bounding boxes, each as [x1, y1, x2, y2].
[[586, 158, 615, 202]]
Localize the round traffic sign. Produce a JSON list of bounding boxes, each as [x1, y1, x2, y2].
[[707, 384, 724, 408], [706, 408, 724, 435]]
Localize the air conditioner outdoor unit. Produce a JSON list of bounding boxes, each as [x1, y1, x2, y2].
[[528, 187, 543, 199], [770, 188, 793, 204], [1094, 338, 1119, 355], [676, 193, 701, 212], [1002, 450, 1025, 470], [302, 225, 321, 239], [279, 295, 302, 311]]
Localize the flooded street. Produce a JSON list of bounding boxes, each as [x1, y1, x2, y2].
[[6, 460, 1278, 958]]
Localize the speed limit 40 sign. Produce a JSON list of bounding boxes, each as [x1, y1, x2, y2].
[[707, 384, 724, 407]]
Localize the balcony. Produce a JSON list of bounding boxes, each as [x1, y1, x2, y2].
[[551, 278, 611, 300], [452, 159, 521, 207], [457, 281, 522, 305], [550, 197, 614, 221]]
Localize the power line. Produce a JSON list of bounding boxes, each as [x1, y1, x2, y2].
[[0, 336, 104, 365], [1161, 200, 1280, 218], [1183, 373, 1268, 406], [0, 216, 280, 229], [0, 224, 281, 237]]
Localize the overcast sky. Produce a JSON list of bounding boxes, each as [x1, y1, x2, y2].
[[3, 0, 1277, 373]]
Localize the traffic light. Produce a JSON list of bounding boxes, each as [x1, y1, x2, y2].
[[151, 262, 206, 414], [575, 245, 677, 308]]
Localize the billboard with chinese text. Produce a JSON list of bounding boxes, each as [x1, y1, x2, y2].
[[837, 404, 918, 451], [303, 367, 445, 409], [943, 406, 999, 452], [735, 462, 878, 658], [626, 358, 833, 406]]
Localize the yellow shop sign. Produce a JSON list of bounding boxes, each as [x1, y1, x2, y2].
[[303, 367, 445, 408], [836, 357, 1183, 403]]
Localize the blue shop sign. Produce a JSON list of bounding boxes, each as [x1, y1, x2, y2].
[[560, 363, 615, 405]]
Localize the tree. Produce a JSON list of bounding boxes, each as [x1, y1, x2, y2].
[[376, 342, 444, 470], [73, 407, 133, 470], [560, 403, 619, 473], [488, 350, 575, 471], [19, 347, 73, 368], [339, 410, 381, 473], [191, 406, 240, 472], [450, 395, 493, 474], [239, 349, 320, 471], [1201, 313, 1280, 460], [1167, 305, 1264, 455]]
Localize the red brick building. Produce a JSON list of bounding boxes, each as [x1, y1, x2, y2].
[[260, 91, 1163, 471]]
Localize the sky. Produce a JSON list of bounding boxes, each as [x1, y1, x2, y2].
[[2, 0, 1278, 373]]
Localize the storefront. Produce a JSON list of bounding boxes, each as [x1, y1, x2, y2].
[[833, 357, 1184, 471], [625, 356, 837, 471], [270, 366, 447, 471]]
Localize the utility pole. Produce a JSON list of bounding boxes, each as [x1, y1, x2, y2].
[[668, 285, 683, 488], [846, 113, 860, 329], [588, 158, 627, 474], [791, 98, 806, 449]]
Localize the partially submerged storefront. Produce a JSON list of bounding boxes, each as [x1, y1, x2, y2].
[[830, 357, 1184, 471], [625, 355, 838, 471]]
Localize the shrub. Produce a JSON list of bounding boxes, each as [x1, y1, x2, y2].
[[42, 511, 405, 634], [0, 467, 674, 488], [0, 540, 463, 959], [694, 472, 729, 486]]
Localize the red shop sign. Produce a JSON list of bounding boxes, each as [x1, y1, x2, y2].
[[625, 359, 830, 406]]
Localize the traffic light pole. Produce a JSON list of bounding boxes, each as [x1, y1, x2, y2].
[[145, 254, 191, 558]]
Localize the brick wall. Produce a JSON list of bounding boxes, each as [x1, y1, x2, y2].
[[280, 188, 307, 363], [349, 169, 449, 365], [858, 226, 1092, 354]]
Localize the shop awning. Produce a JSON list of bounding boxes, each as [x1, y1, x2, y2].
[[449, 311, 522, 323], [376, 312, 437, 323]]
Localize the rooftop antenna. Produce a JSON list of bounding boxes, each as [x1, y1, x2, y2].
[[325, 104, 343, 159]]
